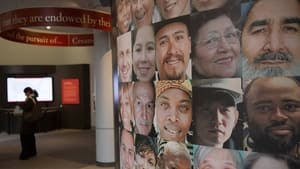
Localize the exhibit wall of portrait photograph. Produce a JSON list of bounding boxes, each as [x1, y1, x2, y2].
[[112, 0, 300, 168]]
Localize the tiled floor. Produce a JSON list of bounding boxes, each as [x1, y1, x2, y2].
[[0, 129, 115, 169]]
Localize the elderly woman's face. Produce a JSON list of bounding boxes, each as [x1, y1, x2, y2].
[[193, 15, 240, 78], [198, 149, 236, 169], [192, 0, 228, 12]]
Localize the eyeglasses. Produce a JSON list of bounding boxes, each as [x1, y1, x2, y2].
[[195, 29, 241, 49]]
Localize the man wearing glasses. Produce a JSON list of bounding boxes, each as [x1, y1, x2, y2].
[[241, 0, 300, 81], [191, 9, 241, 79]]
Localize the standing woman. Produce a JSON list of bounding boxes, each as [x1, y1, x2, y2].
[[19, 87, 38, 160]]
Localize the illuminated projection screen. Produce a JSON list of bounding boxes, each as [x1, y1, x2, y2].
[[7, 77, 54, 102]]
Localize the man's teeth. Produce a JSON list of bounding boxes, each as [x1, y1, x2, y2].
[[166, 59, 179, 65]]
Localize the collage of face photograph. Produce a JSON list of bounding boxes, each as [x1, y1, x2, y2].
[[114, 0, 300, 169]]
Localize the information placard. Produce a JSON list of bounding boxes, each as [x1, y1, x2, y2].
[[62, 79, 80, 104]]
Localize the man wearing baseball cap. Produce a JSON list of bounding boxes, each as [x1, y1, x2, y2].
[[190, 78, 242, 148]]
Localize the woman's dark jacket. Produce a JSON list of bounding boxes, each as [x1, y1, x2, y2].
[[20, 96, 38, 134]]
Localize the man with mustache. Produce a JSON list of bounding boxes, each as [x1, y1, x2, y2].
[[133, 81, 155, 136], [241, 0, 300, 81], [243, 76, 300, 158], [155, 16, 191, 80]]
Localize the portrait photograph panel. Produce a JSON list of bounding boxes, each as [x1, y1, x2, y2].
[[120, 127, 135, 169], [132, 25, 157, 82], [190, 5, 242, 80], [135, 134, 158, 169], [242, 76, 300, 158], [119, 82, 134, 132], [190, 78, 244, 150], [117, 31, 133, 83], [131, 0, 162, 28], [241, 0, 300, 82], [116, 0, 132, 35], [132, 81, 156, 137], [154, 80, 192, 142], [153, 16, 192, 80]]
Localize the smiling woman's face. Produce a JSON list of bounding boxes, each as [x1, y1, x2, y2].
[[133, 26, 156, 81], [193, 15, 240, 78]]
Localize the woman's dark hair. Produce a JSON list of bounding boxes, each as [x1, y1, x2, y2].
[[131, 26, 156, 81], [33, 90, 39, 97], [190, 5, 241, 62], [190, 5, 240, 44], [23, 87, 33, 94]]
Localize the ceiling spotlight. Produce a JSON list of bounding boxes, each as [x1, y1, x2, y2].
[[45, 26, 51, 30]]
